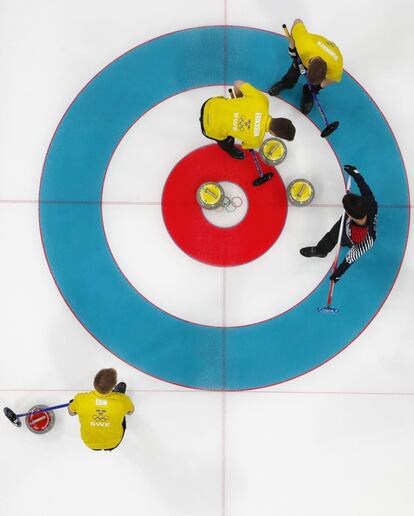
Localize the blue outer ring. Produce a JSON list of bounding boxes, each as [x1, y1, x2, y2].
[[40, 27, 409, 390]]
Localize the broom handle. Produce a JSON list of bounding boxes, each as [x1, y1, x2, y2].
[[282, 23, 306, 73], [327, 175, 352, 305], [16, 403, 70, 418], [282, 23, 290, 38]]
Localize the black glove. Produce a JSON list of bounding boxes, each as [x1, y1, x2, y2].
[[330, 260, 350, 283], [329, 272, 341, 283], [344, 164, 359, 177]]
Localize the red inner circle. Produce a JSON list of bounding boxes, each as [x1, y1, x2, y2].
[[28, 411, 51, 431], [162, 145, 287, 266]]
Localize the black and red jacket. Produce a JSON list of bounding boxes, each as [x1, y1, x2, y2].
[[335, 171, 378, 278]]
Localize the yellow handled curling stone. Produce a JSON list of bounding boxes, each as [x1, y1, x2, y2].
[[287, 179, 315, 206], [259, 137, 287, 166], [196, 182, 225, 210]]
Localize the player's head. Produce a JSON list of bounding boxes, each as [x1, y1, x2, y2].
[[268, 118, 296, 141], [342, 193, 367, 220], [94, 368, 117, 394], [308, 57, 327, 84]]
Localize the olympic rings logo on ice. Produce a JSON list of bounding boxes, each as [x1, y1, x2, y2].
[[215, 195, 243, 212]]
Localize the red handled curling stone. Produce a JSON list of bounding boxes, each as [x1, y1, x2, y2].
[[25, 405, 55, 434]]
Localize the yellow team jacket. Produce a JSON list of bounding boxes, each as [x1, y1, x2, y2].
[[69, 390, 134, 449], [202, 82, 272, 149], [292, 21, 343, 82]]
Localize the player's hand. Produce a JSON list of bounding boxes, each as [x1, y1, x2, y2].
[[288, 46, 298, 59], [320, 78, 334, 89], [329, 272, 341, 283], [344, 164, 359, 177]]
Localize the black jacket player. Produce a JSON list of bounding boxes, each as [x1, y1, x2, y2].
[[300, 165, 378, 282]]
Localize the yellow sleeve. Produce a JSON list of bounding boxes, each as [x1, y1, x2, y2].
[[69, 394, 80, 413], [291, 21, 307, 42], [124, 395, 135, 413], [241, 137, 261, 150], [330, 68, 343, 82], [240, 82, 263, 100]]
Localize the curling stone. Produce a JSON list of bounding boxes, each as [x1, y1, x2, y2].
[[259, 138, 287, 166], [25, 405, 55, 434], [287, 179, 315, 206], [196, 182, 225, 210]]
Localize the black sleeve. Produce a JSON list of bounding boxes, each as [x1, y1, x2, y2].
[[351, 170, 378, 240], [333, 258, 351, 279], [352, 171, 375, 200]]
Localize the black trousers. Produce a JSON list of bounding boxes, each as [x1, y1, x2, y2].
[[316, 218, 352, 255], [199, 100, 239, 154], [280, 61, 301, 89], [277, 62, 322, 99]]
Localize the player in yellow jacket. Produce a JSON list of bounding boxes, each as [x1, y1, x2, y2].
[[68, 368, 134, 451], [200, 80, 295, 159], [269, 19, 343, 114]]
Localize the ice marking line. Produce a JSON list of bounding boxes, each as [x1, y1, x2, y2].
[[222, 268, 227, 388], [221, 391, 226, 516], [3, 388, 414, 396], [1, 200, 413, 209]]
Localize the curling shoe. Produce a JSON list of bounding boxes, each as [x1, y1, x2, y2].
[[268, 81, 284, 97], [300, 247, 327, 258], [227, 147, 245, 160], [113, 382, 127, 393], [300, 85, 314, 114]]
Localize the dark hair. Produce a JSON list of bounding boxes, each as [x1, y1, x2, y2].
[[342, 193, 367, 219], [308, 58, 327, 84], [268, 118, 296, 141], [94, 368, 117, 394]]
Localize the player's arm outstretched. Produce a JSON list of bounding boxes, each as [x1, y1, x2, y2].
[[344, 165, 375, 198], [330, 165, 378, 283]]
